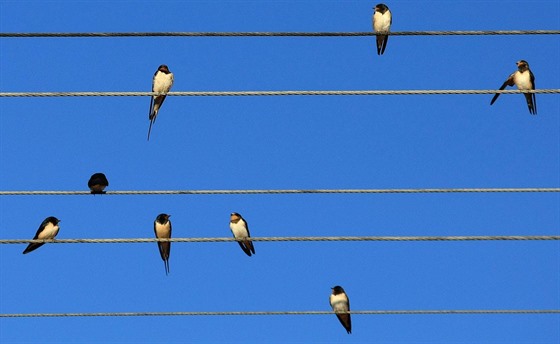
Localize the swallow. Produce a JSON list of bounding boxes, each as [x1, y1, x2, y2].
[[147, 64, 174, 140], [372, 3, 392, 55], [154, 213, 172, 275], [22, 216, 61, 254], [330, 285, 352, 334], [229, 212, 255, 257], [490, 60, 537, 115], [87, 173, 109, 194]]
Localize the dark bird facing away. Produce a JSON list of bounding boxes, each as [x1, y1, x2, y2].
[[23, 216, 61, 254], [154, 213, 172, 275], [329, 285, 352, 334], [229, 212, 255, 257], [88, 173, 109, 194], [490, 60, 537, 115]]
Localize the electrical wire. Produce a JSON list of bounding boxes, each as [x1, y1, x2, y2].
[[1, 309, 558, 318], [1, 30, 559, 38], [1, 187, 558, 196], [1, 89, 559, 98], [2, 235, 559, 245]]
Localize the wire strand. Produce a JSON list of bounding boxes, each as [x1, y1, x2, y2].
[[1, 309, 558, 318], [1, 30, 559, 38], [1, 187, 559, 196], [2, 236, 559, 245], [1, 90, 559, 98]]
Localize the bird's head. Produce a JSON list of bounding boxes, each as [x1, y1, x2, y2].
[[374, 4, 389, 13], [230, 212, 242, 223], [331, 286, 345, 294], [516, 60, 529, 71], [158, 65, 170, 73]]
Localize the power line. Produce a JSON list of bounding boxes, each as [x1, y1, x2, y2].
[[1, 309, 558, 318], [2, 236, 559, 245], [1, 187, 559, 196], [1, 30, 559, 38], [1, 89, 559, 98]]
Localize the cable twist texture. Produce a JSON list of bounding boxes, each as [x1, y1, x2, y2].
[[2, 309, 558, 318], [1, 30, 559, 38], [1, 89, 559, 98], [1, 236, 559, 245], [1, 187, 559, 196]]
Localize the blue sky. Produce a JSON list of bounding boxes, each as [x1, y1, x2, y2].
[[0, 0, 559, 343]]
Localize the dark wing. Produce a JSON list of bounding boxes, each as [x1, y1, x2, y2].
[[380, 34, 388, 55], [237, 241, 253, 256], [335, 313, 352, 334], [490, 73, 515, 105], [335, 299, 352, 334], [527, 71, 537, 115], [22, 221, 48, 254], [163, 222, 171, 275], [147, 73, 157, 141], [149, 72, 157, 119], [243, 218, 255, 255]]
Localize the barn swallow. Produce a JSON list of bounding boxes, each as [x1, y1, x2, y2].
[[87, 173, 109, 194], [372, 4, 392, 55], [229, 212, 255, 257], [154, 213, 172, 275], [490, 60, 537, 115], [147, 64, 174, 140], [22, 216, 61, 254], [330, 286, 352, 334]]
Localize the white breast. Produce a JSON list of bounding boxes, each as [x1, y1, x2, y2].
[[153, 72, 174, 93], [330, 293, 349, 311], [229, 219, 249, 238], [37, 223, 59, 240], [373, 12, 391, 32], [155, 222, 171, 238], [514, 71, 532, 90]]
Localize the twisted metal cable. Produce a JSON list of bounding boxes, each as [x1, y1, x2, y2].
[[1, 30, 559, 38], [1, 89, 559, 98], [2, 236, 559, 245], [1, 309, 558, 318], [1, 187, 559, 196]]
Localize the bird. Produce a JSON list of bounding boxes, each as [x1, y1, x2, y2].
[[229, 212, 255, 257], [153, 213, 172, 275], [22, 216, 61, 254], [147, 64, 174, 140], [87, 173, 109, 194], [490, 60, 537, 115], [372, 3, 392, 55], [329, 285, 352, 334]]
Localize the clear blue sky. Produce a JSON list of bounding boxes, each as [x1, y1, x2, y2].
[[1, 1, 559, 343]]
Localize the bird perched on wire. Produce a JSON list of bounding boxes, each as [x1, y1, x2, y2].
[[330, 285, 352, 334], [153, 213, 172, 275], [87, 173, 109, 194], [490, 60, 537, 115], [22, 216, 61, 254], [229, 212, 255, 257], [372, 3, 392, 55], [147, 64, 174, 140]]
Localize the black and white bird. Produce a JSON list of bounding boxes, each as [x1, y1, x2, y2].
[[329, 285, 352, 334], [153, 213, 172, 275], [87, 173, 109, 194], [147, 64, 174, 140], [229, 212, 255, 257], [490, 60, 537, 115], [372, 3, 392, 55], [22, 216, 61, 254]]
